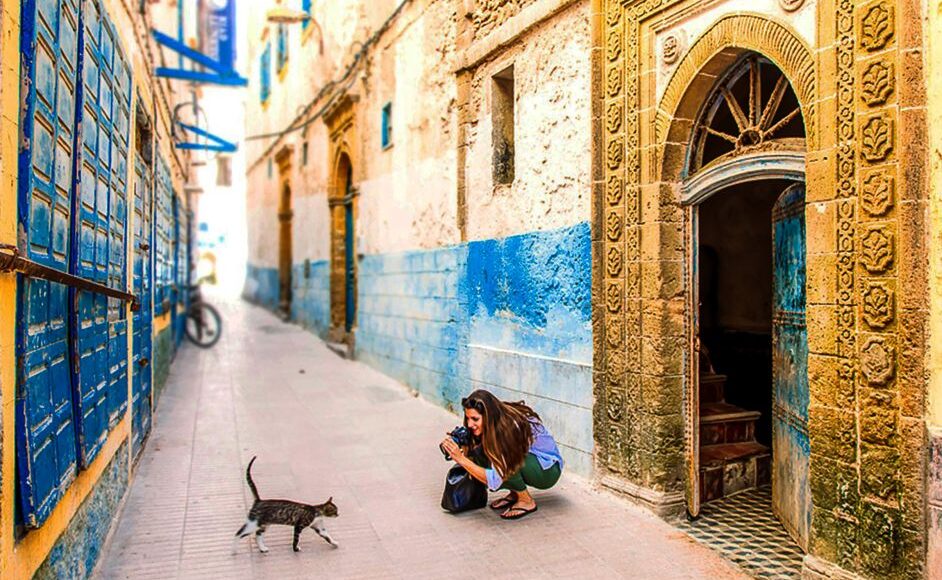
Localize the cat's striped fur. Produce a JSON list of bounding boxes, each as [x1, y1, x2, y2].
[[233, 456, 339, 553]]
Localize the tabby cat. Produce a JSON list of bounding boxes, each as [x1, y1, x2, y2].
[[233, 456, 339, 553]]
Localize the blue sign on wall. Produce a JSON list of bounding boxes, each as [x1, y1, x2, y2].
[[199, 0, 236, 73], [152, 0, 246, 86]]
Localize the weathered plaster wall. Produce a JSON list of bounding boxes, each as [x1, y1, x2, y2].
[[463, 1, 591, 242], [471, 0, 541, 40], [0, 0, 18, 563], [244, 0, 460, 282], [356, 247, 467, 408]]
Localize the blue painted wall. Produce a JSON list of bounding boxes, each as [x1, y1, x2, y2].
[[243, 263, 280, 310], [462, 222, 593, 475], [356, 248, 468, 409], [292, 260, 331, 337], [244, 222, 594, 475]]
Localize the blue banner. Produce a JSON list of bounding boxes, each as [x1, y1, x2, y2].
[[200, 0, 237, 72]]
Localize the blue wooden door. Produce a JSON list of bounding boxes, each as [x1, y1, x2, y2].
[[15, 0, 82, 528], [132, 155, 153, 458], [771, 182, 810, 550], [343, 169, 355, 332]]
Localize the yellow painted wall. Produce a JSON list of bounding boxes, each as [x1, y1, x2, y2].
[[930, 0, 942, 427], [0, 0, 192, 576], [0, 0, 22, 576]]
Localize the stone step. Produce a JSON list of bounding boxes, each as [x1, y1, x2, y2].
[[699, 442, 771, 503], [699, 372, 727, 403], [325, 340, 350, 359], [700, 401, 761, 445]]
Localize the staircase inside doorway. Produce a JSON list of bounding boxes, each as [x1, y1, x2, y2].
[[699, 368, 771, 503]]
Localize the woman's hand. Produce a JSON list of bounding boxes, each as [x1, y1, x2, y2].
[[440, 437, 465, 463]]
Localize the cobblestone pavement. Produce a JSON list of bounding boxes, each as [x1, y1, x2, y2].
[[94, 296, 749, 580]]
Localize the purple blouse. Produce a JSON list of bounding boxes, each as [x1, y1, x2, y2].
[[485, 420, 564, 491]]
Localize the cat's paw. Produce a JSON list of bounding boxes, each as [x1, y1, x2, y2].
[[329, 541, 339, 549], [258, 546, 270, 554], [293, 546, 301, 553]]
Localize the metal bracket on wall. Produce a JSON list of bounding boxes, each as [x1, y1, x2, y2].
[[0, 243, 139, 311], [175, 121, 238, 153], [150, 29, 247, 86]]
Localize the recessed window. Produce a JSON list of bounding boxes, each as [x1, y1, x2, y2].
[[492, 64, 514, 185], [260, 41, 271, 104], [381, 102, 393, 150], [276, 24, 288, 76], [302, 141, 309, 165]]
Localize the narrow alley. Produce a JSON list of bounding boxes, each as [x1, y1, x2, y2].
[[94, 295, 746, 580]]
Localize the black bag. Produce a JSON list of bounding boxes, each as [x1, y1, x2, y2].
[[441, 464, 487, 513]]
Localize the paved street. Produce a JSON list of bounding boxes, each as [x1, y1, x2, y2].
[[94, 295, 748, 580]]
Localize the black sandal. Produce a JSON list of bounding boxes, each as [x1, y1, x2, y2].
[[490, 494, 516, 511], [501, 505, 538, 520]]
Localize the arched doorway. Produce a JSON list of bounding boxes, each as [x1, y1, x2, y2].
[[329, 152, 357, 346], [276, 154, 294, 319], [682, 53, 810, 555]]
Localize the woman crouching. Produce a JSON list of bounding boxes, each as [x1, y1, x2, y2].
[[440, 389, 564, 520]]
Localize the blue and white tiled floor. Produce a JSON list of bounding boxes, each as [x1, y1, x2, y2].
[[678, 485, 805, 579]]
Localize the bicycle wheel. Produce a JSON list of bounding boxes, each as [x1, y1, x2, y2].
[[185, 302, 223, 348]]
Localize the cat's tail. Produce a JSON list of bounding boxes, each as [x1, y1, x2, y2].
[[246, 456, 260, 501]]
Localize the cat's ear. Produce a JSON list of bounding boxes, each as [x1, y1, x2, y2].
[[328, 496, 333, 503]]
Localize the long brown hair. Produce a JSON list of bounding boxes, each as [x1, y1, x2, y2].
[[462, 389, 541, 480]]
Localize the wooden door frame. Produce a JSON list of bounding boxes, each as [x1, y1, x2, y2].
[[681, 162, 806, 519]]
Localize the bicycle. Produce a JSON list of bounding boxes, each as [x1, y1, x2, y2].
[[185, 284, 222, 348]]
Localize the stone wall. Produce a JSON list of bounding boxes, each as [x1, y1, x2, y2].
[[595, 0, 931, 576]]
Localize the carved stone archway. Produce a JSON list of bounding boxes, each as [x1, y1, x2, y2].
[[595, 3, 927, 579], [324, 95, 359, 349]]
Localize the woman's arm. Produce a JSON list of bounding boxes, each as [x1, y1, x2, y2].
[[440, 439, 488, 485]]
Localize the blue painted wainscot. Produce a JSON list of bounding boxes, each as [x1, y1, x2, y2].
[[292, 259, 331, 336], [462, 222, 593, 476], [243, 222, 594, 476], [357, 222, 593, 476], [243, 263, 281, 310]]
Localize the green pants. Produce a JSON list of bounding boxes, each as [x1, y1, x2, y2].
[[476, 452, 562, 492]]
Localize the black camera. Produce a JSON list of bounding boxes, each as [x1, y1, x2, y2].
[[440, 426, 472, 460]]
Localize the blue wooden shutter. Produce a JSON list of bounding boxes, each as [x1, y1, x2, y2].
[[260, 42, 271, 104], [106, 16, 131, 428], [15, 0, 81, 528], [301, 0, 312, 30], [381, 103, 392, 149], [70, 0, 132, 466], [131, 155, 154, 457], [154, 156, 173, 317], [276, 24, 287, 73]]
